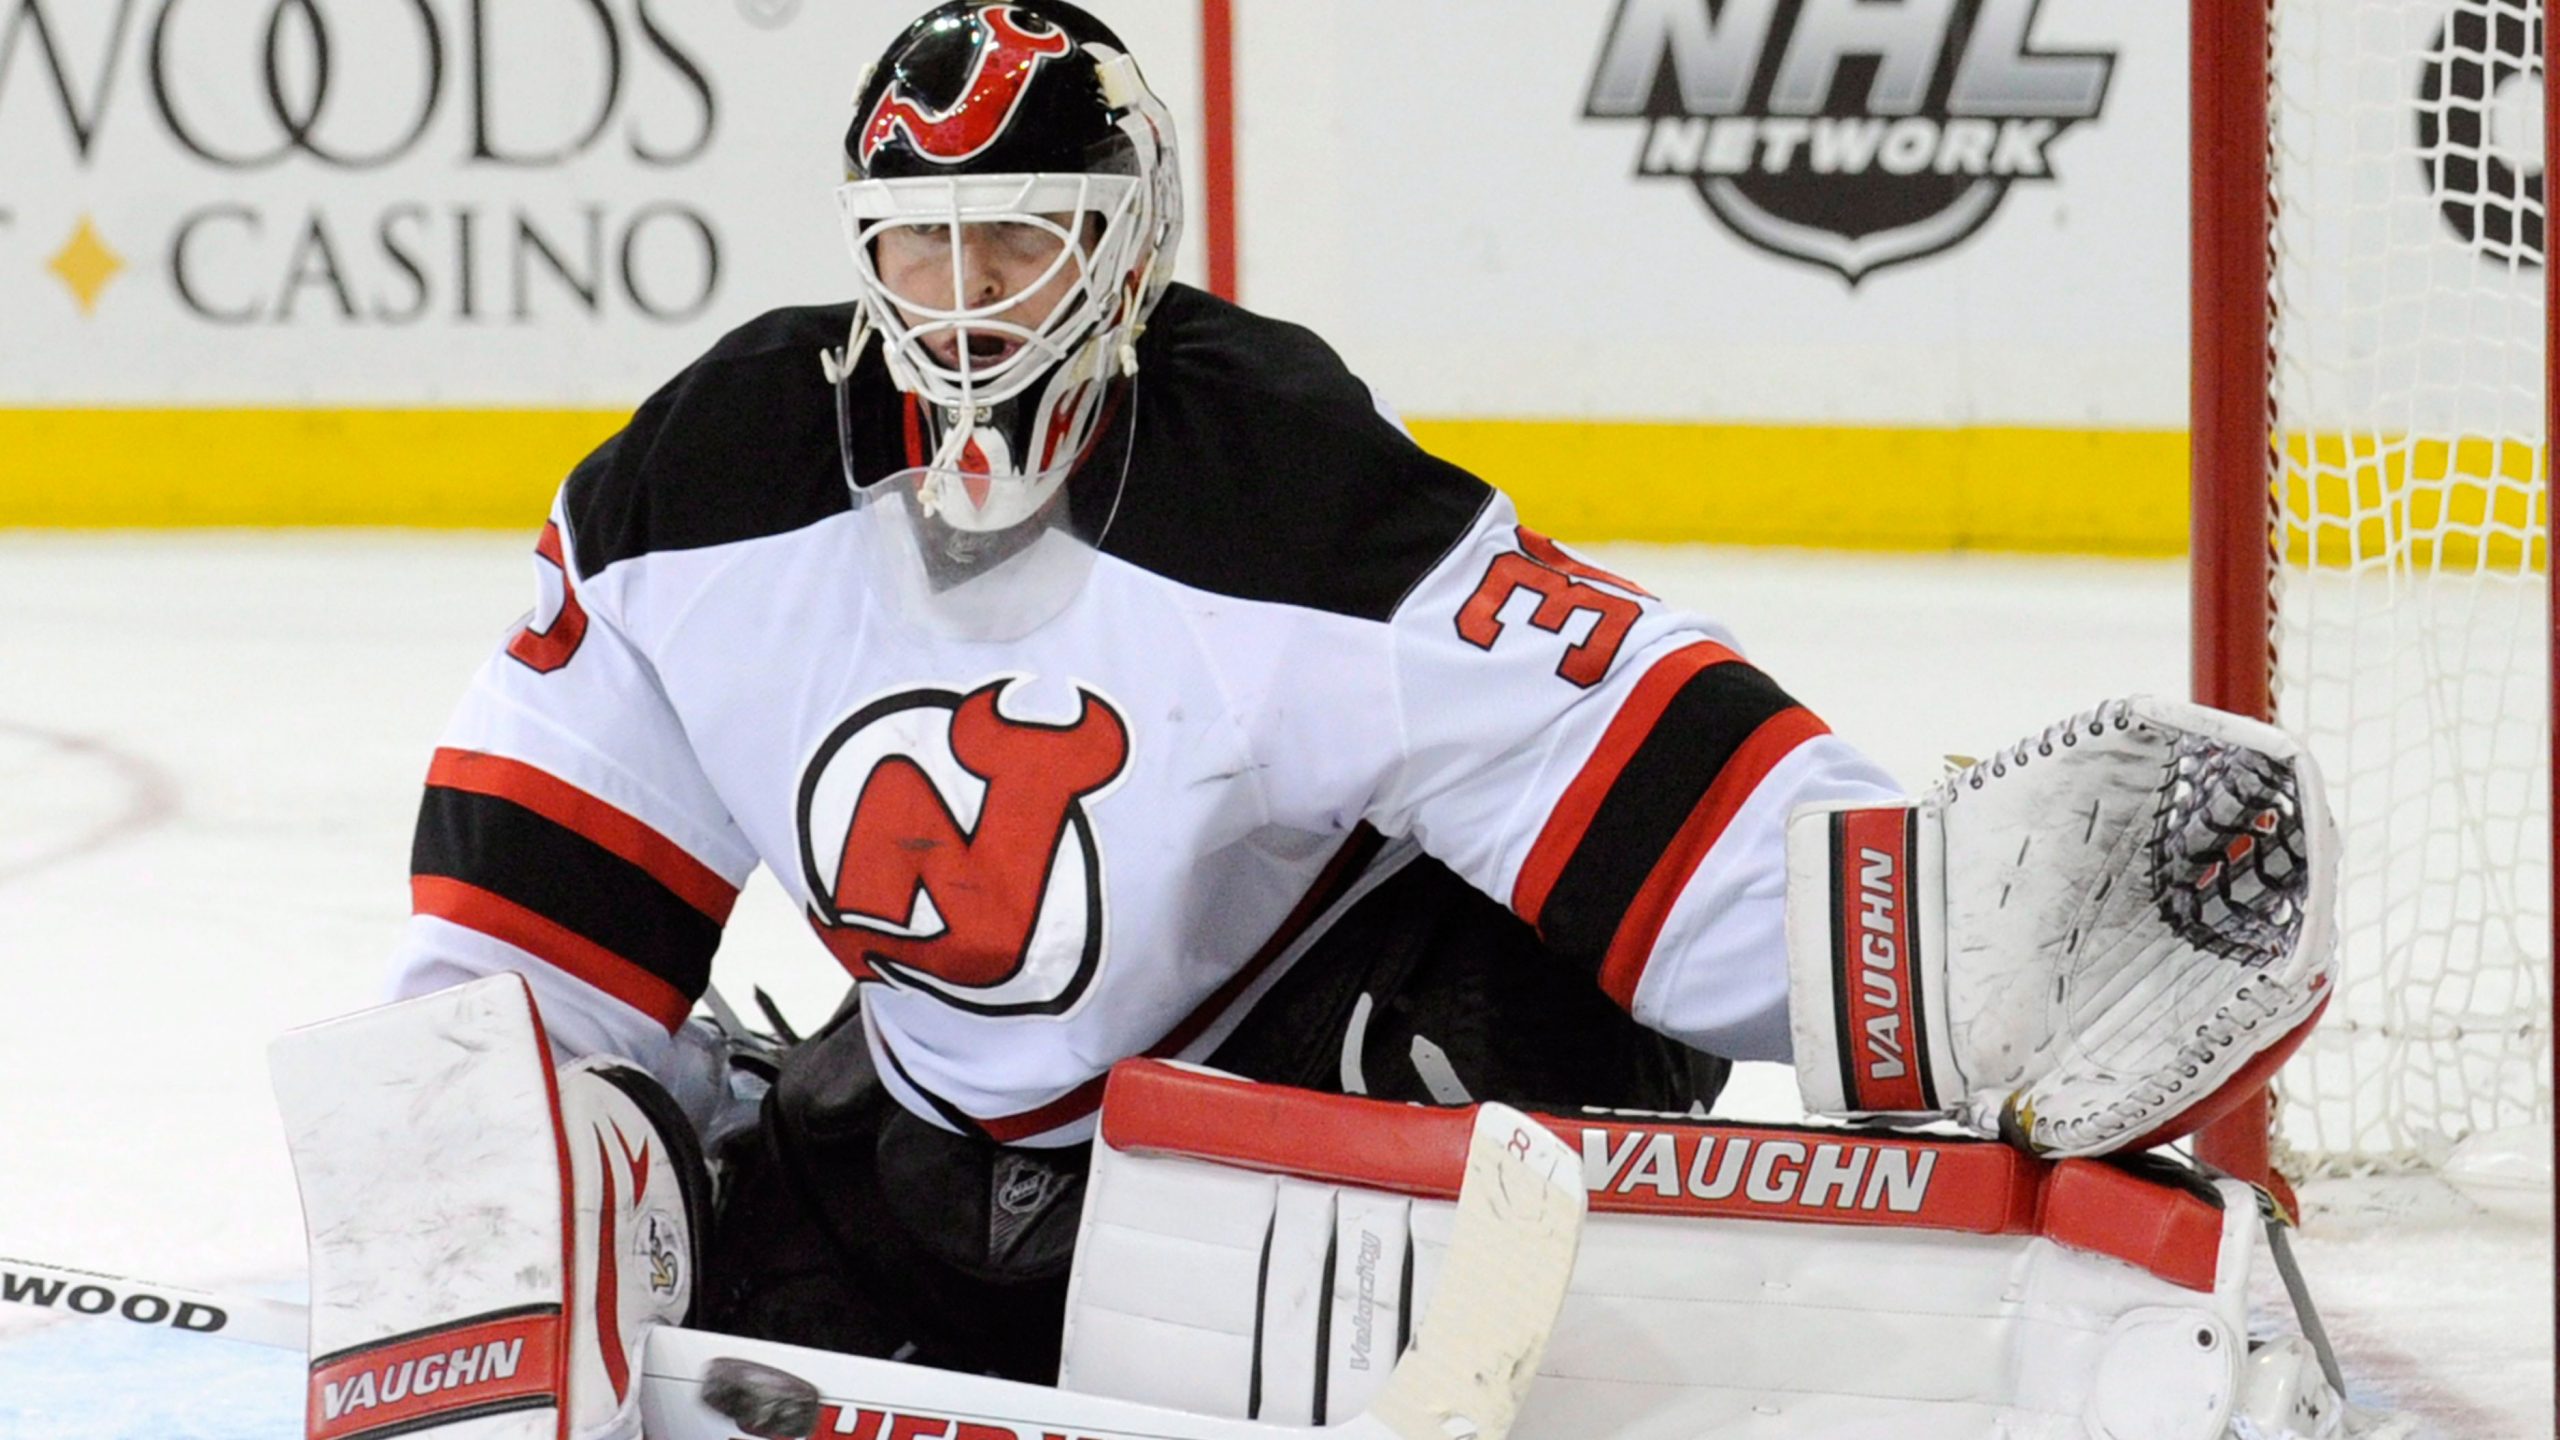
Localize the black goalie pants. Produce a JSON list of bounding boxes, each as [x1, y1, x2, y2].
[[698, 851, 1731, 1383]]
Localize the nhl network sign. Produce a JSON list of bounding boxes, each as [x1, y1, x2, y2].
[[1583, 0, 2116, 283]]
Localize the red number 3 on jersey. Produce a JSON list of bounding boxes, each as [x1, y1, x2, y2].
[[1454, 527, 1651, 688], [506, 521, 590, 674]]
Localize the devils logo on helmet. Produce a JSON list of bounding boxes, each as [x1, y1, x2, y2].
[[856, 6, 1075, 169]]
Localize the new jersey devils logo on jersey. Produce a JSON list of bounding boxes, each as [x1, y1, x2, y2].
[[857, 7, 1074, 168], [799, 678, 1129, 1016]]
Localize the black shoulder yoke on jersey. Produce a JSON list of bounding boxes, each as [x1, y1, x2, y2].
[[1102, 285, 1493, 622], [561, 286, 1493, 622], [562, 304, 861, 583]]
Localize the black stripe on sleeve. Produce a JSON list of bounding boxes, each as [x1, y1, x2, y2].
[[1902, 808, 1939, 1111], [411, 786, 721, 1000], [1535, 661, 1806, 970], [1828, 814, 1863, 1108]]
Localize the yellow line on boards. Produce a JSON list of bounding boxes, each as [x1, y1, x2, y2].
[[2, 408, 2200, 552], [0, 410, 626, 529], [1411, 418, 2190, 556]]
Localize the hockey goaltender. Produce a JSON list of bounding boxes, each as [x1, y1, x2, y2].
[[261, 5, 2409, 1438]]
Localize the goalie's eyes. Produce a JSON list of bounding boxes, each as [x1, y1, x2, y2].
[[884, 219, 1075, 257]]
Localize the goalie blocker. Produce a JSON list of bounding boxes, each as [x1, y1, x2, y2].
[[1785, 698, 2338, 1157]]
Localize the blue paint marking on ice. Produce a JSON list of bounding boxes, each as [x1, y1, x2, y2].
[[0, 1321, 300, 1439]]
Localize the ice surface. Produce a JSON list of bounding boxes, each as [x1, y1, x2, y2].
[[0, 534, 2545, 1436], [0, 1321, 299, 1439]]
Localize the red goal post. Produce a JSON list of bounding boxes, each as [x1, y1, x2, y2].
[[2188, 0, 2281, 1191], [2188, 0, 2557, 1195]]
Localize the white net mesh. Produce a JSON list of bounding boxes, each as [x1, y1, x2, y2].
[[2264, 0, 2551, 1177]]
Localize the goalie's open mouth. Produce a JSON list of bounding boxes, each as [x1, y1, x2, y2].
[[927, 331, 1025, 369]]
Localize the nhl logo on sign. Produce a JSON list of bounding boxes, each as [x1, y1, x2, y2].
[[1583, 0, 2116, 284]]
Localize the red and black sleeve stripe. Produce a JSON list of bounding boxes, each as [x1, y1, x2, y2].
[[1513, 642, 1829, 1010], [410, 749, 739, 1032]]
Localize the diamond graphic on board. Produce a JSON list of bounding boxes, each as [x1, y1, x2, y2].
[[47, 217, 123, 316]]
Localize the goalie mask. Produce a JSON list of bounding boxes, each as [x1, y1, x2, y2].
[[832, 1, 1180, 544]]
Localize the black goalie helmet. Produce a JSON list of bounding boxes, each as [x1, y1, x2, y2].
[[833, 1, 1182, 535]]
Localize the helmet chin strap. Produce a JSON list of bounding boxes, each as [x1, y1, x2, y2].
[[1114, 249, 1159, 378], [916, 401, 995, 522], [928, 402, 984, 473], [819, 308, 875, 389]]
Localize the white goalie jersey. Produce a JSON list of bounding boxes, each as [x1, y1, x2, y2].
[[387, 285, 1902, 1143]]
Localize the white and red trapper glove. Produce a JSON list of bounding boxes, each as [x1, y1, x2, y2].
[[1786, 698, 2338, 1158]]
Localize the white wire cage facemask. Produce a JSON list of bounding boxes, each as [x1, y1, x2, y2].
[[834, 170, 1152, 533]]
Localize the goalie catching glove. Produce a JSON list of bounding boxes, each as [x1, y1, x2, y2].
[[1787, 697, 2338, 1158]]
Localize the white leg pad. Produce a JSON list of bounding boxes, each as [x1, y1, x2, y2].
[[1064, 1063, 2253, 1440], [272, 975, 701, 1440], [272, 976, 569, 1440]]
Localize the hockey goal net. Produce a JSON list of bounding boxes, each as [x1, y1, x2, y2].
[[2192, 0, 2555, 1187]]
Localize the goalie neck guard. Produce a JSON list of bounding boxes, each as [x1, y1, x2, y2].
[[833, 1, 1182, 540]]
